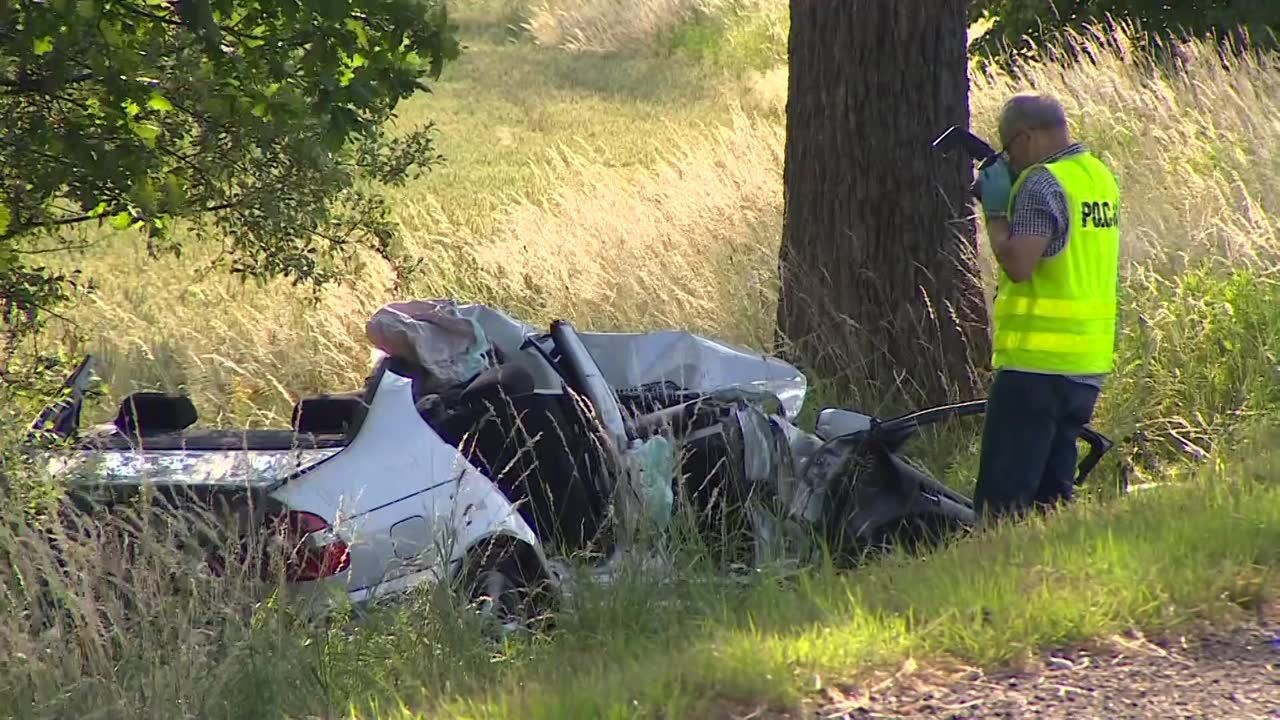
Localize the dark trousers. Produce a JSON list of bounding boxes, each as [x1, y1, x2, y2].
[[973, 369, 1101, 519]]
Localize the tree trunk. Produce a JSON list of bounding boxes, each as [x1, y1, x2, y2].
[[777, 0, 991, 412]]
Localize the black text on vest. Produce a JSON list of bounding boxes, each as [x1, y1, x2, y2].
[[1079, 201, 1118, 228]]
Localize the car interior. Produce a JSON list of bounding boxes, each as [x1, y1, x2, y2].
[[52, 319, 790, 562], [409, 320, 777, 560], [73, 374, 379, 452]]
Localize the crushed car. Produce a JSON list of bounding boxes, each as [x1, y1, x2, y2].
[[23, 299, 1114, 628]]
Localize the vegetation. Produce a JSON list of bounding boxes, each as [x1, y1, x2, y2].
[[778, 0, 990, 408], [968, 0, 1280, 57], [0, 0, 461, 370], [5, 426, 1279, 718], [4, 0, 1280, 717]]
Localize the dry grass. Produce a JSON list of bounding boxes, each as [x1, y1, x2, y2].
[[51, 233, 396, 426], [0, 493, 513, 719], [518, 0, 789, 72], [472, 108, 783, 347], [522, 0, 708, 51], [970, 22, 1280, 269], [520, 0, 775, 52], [29, 18, 1280, 472], [5, 4, 1280, 719]]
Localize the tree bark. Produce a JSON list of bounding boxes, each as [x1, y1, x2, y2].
[[777, 0, 992, 412]]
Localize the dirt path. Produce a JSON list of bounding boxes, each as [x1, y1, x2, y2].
[[811, 623, 1280, 719]]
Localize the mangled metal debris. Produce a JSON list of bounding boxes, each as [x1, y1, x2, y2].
[[24, 299, 1115, 628]]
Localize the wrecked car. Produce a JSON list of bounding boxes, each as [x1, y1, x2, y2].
[[24, 300, 1114, 628]]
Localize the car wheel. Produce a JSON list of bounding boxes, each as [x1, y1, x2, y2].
[[462, 546, 555, 639], [468, 567, 526, 636]]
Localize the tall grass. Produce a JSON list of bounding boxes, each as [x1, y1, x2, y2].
[[471, 108, 783, 348], [6, 419, 1279, 719], [520, 0, 781, 55], [6, 6, 1280, 718], [0, 491, 521, 719], [24, 16, 1280, 470], [972, 22, 1280, 268]]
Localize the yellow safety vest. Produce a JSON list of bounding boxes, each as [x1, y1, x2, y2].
[[992, 151, 1120, 375]]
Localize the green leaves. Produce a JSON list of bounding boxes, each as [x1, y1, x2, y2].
[[0, 0, 461, 353], [109, 211, 134, 231], [130, 121, 161, 146], [146, 93, 174, 113]]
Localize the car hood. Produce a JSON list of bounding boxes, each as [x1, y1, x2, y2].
[[455, 303, 809, 419]]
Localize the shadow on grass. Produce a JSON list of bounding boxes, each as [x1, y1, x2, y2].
[[9, 418, 1278, 720], [423, 468, 1280, 719], [539, 50, 719, 104], [434, 22, 719, 108]]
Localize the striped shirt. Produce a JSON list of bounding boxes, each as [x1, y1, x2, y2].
[[1001, 142, 1107, 389]]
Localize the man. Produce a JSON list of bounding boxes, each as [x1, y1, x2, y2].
[[971, 93, 1121, 519]]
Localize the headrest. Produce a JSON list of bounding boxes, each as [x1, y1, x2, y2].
[[292, 393, 366, 435], [114, 392, 198, 437]]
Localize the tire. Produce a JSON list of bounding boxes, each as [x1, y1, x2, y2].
[[460, 540, 557, 638]]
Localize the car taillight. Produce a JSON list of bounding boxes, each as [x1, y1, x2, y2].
[[268, 510, 351, 582]]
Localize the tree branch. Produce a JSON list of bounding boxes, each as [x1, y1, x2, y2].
[[119, 4, 185, 28], [1, 200, 241, 241], [120, 2, 281, 45], [0, 71, 95, 95], [0, 296, 79, 328], [16, 241, 100, 255]]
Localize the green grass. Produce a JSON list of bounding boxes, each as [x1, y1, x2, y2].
[[398, 8, 732, 236], [7, 439, 1277, 719], [454, 480, 1278, 719], [6, 1, 1280, 718]]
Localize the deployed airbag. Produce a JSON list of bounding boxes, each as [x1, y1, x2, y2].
[[366, 299, 494, 394]]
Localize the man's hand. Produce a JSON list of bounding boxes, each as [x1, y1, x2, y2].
[[977, 157, 1015, 219]]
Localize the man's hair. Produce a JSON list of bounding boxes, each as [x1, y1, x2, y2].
[[998, 93, 1069, 146]]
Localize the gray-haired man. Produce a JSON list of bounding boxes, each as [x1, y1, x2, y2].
[[972, 93, 1122, 519]]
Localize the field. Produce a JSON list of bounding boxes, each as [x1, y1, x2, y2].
[[5, 0, 1280, 717]]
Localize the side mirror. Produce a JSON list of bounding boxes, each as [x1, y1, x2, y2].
[[815, 408, 874, 441]]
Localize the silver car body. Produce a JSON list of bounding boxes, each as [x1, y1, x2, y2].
[[37, 302, 811, 609]]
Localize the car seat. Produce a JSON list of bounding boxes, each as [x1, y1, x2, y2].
[[421, 362, 614, 556]]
